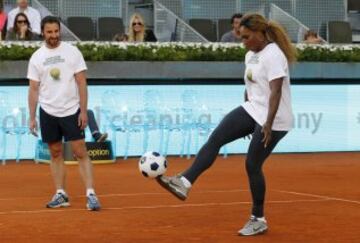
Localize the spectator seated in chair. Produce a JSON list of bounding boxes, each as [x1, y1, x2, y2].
[[6, 12, 40, 40], [113, 33, 128, 42], [127, 13, 157, 42], [220, 13, 243, 43], [303, 30, 324, 44], [7, 0, 41, 35]]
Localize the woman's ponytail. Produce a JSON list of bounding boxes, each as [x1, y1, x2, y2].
[[265, 20, 297, 63]]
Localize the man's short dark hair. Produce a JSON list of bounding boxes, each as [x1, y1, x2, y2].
[[231, 13, 243, 24], [304, 29, 318, 40], [41, 15, 61, 32]]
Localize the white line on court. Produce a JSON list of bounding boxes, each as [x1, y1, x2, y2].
[[0, 198, 330, 216], [0, 189, 248, 201], [274, 190, 360, 205], [98, 189, 248, 198]]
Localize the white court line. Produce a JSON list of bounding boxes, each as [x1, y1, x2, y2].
[[1, 189, 358, 207], [275, 190, 360, 205], [0, 189, 248, 201], [98, 189, 248, 198], [0, 198, 329, 216]]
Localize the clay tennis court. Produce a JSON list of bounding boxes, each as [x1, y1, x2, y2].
[[0, 152, 359, 242]]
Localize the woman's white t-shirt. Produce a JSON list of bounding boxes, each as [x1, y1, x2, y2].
[[242, 43, 294, 131], [27, 42, 87, 117]]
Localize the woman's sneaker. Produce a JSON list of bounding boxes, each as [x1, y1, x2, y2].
[[156, 175, 189, 201], [46, 193, 70, 208], [94, 132, 108, 142], [87, 193, 101, 211], [238, 216, 268, 236]]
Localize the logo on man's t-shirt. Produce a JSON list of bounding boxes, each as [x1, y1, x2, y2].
[[44, 56, 64, 81], [43, 55, 65, 66], [50, 68, 60, 80]]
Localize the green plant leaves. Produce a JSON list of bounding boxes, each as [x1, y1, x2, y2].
[[0, 42, 359, 62]]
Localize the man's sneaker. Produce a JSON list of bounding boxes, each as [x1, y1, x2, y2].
[[238, 216, 268, 236], [95, 132, 108, 142], [46, 193, 70, 208], [156, 175, 189, 201], [87, 193, 101, 211]]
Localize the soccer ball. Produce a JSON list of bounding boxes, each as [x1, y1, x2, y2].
[[139, 151, 167, 178]]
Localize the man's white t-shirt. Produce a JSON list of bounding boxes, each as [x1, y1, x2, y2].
[[27, 42, 87, 117], [7, 6, 41, 34], [242, 43, 294, 131]]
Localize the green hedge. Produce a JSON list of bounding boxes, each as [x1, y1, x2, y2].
[[0, 42, 360, 62]]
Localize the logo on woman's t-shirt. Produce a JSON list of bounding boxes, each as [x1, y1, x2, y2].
[[246, 69, 255, 83], [248, 54, 259, 64]]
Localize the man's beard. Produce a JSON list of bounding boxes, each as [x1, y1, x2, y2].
[[46, 37, 60, 47]]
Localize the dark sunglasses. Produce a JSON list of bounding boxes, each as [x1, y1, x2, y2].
[[17, 20, 27, 24], [132, 22, 143, 26]]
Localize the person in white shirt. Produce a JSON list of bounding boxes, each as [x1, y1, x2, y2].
[[156, 14, 297, 236], [28, 16, 101, 211], [7, 0, 41, 35]]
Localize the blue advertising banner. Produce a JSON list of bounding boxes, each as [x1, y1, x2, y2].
[[0, 84, 359, 160]]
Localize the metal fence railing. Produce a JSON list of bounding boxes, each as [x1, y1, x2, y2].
[[269, 3, 310, 43], [32, 0, 79, 41], [154, 0, 208, 42], [156, 0, 346, 41], [293, 0, 346, 39], [156, 0, 279, 20], [182, 0, 237, 20], [4, 0, 348, 43]]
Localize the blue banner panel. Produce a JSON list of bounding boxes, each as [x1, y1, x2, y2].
[[0, 84, 359, 160]]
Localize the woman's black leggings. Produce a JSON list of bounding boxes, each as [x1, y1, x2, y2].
[[87, 109, 100, 135], [182, 106, 287, 218]]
